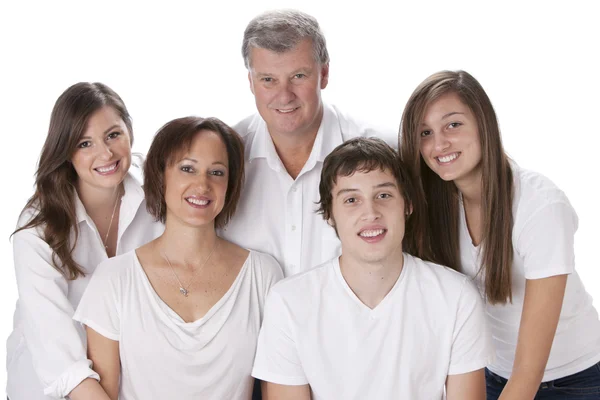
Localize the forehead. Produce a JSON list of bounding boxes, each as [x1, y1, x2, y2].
[[171, 129, 228, 163], [333, 167, 397, 190], [249, 38, 316, 72], [83, 106, 126, 135], [423, 92, 473, 123]]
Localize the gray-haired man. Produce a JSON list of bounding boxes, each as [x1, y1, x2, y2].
[[222, 9, 396, 280]]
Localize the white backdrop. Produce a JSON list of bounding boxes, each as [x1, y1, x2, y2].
[[1, 0, 598, 392]]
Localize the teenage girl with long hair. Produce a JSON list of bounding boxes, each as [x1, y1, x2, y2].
[[401, 70, 600, 399]]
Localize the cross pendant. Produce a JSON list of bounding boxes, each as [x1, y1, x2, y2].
[[179, 287, 189, 297]]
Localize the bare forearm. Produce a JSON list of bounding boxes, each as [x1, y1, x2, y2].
[[68, 378, 112, 400]]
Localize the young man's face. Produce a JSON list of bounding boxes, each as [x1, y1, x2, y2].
[[329, 167, 407, 265], [247, 38, 329, 139]]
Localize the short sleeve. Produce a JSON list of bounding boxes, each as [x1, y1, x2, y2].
[[251, 288, 308, 385], [516, 201, 577, 280], [258, 252, 284, 293], [73, 257, 123, 341], [448, 278, 494, 375]]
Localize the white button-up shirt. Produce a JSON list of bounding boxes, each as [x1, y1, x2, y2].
[[6, 172, 164, 400], [221, 103, 396, 277]]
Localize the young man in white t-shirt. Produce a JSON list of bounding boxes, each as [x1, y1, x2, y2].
[[252, 137, 494, 399]]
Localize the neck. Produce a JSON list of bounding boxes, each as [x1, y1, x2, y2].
[[155, 218, 219, 265], [76, 180, 124, 213], [339, 247, 404, 309], [454, 167, 483, 206], [269, 108, 323, 180]]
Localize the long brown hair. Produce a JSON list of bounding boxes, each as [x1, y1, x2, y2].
[[13, 82, 133, 280], [400, 70, 514, 304]]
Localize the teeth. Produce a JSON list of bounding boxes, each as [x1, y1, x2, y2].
[[437, 153, 459, 163], [278, 108, 296, 113], [187, 198, 209, 206], [360, 229, 385, 238], [96, 163, 117, 173]]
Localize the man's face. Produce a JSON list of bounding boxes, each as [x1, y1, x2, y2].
[[247, 38, 329, 139], [330, 168, 407, 265]]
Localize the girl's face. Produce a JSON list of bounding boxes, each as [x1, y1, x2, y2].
[[163, 130, 229, 229], [71, 106, 131, 193], [418, 92, 482, 188]]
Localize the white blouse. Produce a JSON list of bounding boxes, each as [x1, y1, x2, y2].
[[6, 173, 164, 399], [73, 250, 283, 400]]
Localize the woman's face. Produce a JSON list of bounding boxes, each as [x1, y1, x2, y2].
[[163, 130, 229, 229], [418, 92, 482, 187], [71, 106, 132, 193]]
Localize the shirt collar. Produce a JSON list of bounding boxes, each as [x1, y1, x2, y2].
[[75, 173, 144, 226], [246, 103, 344, 168]]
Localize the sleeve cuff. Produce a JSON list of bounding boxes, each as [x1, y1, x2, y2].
[[525, 267, 573, 280], [252, 367, 308, 386], [447, 356, 494, 376], [43, 359, 100, 398], [73, 317, 120, 341]]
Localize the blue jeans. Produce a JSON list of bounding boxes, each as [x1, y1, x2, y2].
[[486, 362, 600, 399]]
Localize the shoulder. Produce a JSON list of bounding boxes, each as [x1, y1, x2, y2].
[[405, 254, 474, 297], [511, 163, 576, 231], [233, 113, 261, 142], [513, 164, 571, 207], [269, 258, 335, 299], [248, 250, 284, 278], [328, 104, 398, 149], [93, 250, 138, 281]]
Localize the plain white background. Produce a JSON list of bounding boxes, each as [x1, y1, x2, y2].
[[1, 0, 598, 392]]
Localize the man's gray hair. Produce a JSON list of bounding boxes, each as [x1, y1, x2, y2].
[[242, 9, 330, 69]]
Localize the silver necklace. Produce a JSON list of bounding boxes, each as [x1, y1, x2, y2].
[[103, 187, 122, 250], [161, 241, 218, 297]]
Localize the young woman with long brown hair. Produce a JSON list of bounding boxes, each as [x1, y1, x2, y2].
[[6, 83, 163, 400], [401, 70, 600, 399]]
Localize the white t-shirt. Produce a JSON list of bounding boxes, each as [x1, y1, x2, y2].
[[221, 103, 397, 277], [459, 163, 600, 381], [252, 254, 493, 399], [6, 172, 164, 400], [73, 250, 283, 400]]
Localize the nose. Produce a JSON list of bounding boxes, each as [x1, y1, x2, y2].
[[276, 80, 296, 105], [361, 199, 381, 221], [433, 131, 450, 152], [97, 141, 113, 160], [193, 173, 211, 193]]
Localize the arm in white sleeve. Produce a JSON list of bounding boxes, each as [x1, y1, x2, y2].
[[13, 228, 99, 398], [448, 278, 495, 376]]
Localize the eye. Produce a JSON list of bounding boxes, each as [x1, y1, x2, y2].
[[180, 165, 195, 173], [210, 170, 225, 177], [344, 197, 357, 204], [448, 122, 462, 129], [261, 77, 273, 83], [293, 73, 306, 79], [378, 193, 391, 199], [420, 130, 432, 138], [77, 141, 92, 149], [107, 131, 121, 140]]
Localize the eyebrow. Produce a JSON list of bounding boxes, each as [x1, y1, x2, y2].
[[78, 124, 121, 140], [178, 157, 227, 167], [335, 181, 398, 197], [441, 111, 464, 119]]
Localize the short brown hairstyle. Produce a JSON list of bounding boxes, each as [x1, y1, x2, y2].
[[144, 117, 245, 228], [317, 137, 423, 255]]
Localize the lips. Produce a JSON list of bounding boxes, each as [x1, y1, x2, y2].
[[357, 227, 387, 243], [275, 107, 299, 114], [436, 152, 460, 164], [185, 196, 211, 208], [94, 160, 120, 175]]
